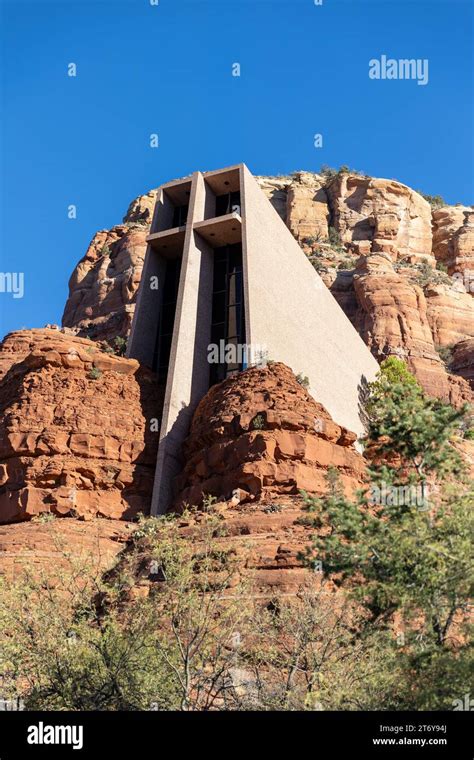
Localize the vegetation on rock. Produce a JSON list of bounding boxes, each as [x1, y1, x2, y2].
[[299, 359, 473, 708]]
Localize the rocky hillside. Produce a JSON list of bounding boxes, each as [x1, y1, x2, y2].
[[0, 341, 365, 592], [1, 166, 472, 589], [61, 169, 474, 402]]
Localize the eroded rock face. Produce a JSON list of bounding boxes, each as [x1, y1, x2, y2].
[[174, 362, 366, 509], [0, 518, 130, 581], [432, 206, 474, 279], [123, 190, 159, 225], [326, 175, 433, 264], [0, 330, 161, 523], [451, 338, 474, 390], [425, 284, 474, 348], [284, 171, 329, 243], [352, 254, 472, 406], [61, 224, 149, 342]]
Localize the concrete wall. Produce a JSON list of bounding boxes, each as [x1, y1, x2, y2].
[[241, 164, 379, 437]]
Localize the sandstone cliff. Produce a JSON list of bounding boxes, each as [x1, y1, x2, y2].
[[0, 344, 365, 592], [0, 329, 160, 523], [61, 169, 473, 401], [3, 167, 472, 590]]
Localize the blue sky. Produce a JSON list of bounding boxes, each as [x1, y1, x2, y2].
[[1, 0, 473, 338]]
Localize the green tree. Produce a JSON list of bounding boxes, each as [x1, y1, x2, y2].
[[366, 357, 466, 484], [300, 359, 474, 708]]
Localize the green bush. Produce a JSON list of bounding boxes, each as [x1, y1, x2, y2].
[[252, 413, 265, 430], [436, 344, 455, 368], [418, 192, 446, 210], [296, 373, 310, 389]]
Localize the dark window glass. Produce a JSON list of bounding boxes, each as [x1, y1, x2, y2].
[[215, 194, 229, 217], [213, 260, 227, 291], [211, 322, 226, 345], [212, 291, 226, 315], [152, 257, 182, 379], [172, 205, 188, 227], [215, 191, 241, 217], [210, 244, 246, 386]]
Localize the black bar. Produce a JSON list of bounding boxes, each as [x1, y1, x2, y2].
[[0, 710, 471, 758]]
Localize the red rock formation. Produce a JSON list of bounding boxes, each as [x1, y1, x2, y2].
[[285, 171, 329, 243], [0, 518, 130, 581], [61, 224, 148, 342], [425, 284, 474, 348], [432, 205, 474, 279], [174, 362, 366, 509], [325, 175, 434, 264], [0, 330, 161, 523], [352, 254, 472, 406], [451, 338, 474, 390]]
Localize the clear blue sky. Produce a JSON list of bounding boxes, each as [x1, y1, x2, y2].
[[1, 0, 473, 338]]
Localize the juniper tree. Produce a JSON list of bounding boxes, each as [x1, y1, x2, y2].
[[299, 359, 473, 706]]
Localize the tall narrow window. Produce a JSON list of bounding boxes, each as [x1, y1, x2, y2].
[[210, 244, 246, 385], [152, 257, 182, 380]]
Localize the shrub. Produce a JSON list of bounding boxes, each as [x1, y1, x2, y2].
[[418, 192, 446, 210], [89, 366, 102, 380], [436, 344, 455, 368], [252, 414, 265, 430], [33, 512, 56, 524], [410, 262, 451, 288], [296, 373, 310, 389], [319, 165, 338, 179], [319, 164, 365, 180], [337, 257, 357, 270], [308, 256, 327, 274], [113, 336, 127, 357], [0, 517, 403, 712]]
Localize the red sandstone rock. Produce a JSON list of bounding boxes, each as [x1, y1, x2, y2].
[[352, 254, 472, 406], [451, 338, 474, 389], [432, 205, 474, 278], [325, 175, 433, 264], [285, 171, 329, 243], [61, 224, 149, 342], [425, 284, 474, 348], [0, 518, 130, 581], [173, 362, 366, 509], [0, 330, 161, 523]]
